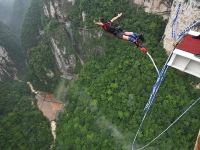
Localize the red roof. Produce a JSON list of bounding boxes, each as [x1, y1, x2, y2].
[[176, 34, 200, 55]]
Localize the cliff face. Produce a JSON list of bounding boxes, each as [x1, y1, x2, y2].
[[132, 0, 200, 52], [0, 21, 24, 81], [42, 0, 77, 80], [163, 0, 200, 52], [42, 0, 99, 80], [130, 0, 173, 19], [0, 46, 17, 80]]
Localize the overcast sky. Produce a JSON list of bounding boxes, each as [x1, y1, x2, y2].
[[0, 0, 15, 24], [0, 0, 15, 5]]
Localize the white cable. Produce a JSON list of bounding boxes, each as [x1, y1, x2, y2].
[[137, 96, 200, 150]]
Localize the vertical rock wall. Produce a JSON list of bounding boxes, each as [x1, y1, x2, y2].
[[43, 0, 77, 79], [131, 0, 200, 53], [130, 0, 173, 19], [163, 0, 200, 52], [0, 46, 17, 80]]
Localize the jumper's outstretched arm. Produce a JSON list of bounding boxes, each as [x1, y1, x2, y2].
[[110, 12, 122, 22], [94, 21, 103, 26], [94, 12, 122, 26]]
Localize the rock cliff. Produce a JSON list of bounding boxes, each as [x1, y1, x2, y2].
[[43, 0, 77, 79], [132, 0, 200, 52], [131, 0, 173, 19], [0, 46, 17, 80], [0, 21, 24, 80], [163, 0, 200, 52]]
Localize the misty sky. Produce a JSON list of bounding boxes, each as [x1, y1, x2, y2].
[[0, 0, 15, 5], [0, 0, 15, 24]]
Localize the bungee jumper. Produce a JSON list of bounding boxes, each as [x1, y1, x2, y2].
[[94, 13, 147, 54], [94, 12, 159, 75]]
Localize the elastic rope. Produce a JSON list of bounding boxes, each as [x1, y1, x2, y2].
[[147, 52, 159, 76], [132, 47, 175, 149], [131, 17, 200, 147], [137, 96, 200, 150], [144, 48, 174, 112]]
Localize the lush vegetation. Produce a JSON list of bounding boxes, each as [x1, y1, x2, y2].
[[0, 1, 53, 147], [21, 0, 42, 50], [27, 37, 60, 91], [0, 0, 60, 149], [0, 81, 53, 149], [0, 0, 199, 149], [53, 0, 200, 150], [21, 0, 61, 91], [0, 0, 31, 78]]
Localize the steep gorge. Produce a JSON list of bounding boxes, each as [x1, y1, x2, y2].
[[37, 0, 199, 149], [0, 0, 199, 149], [0, 22, 24, 80]]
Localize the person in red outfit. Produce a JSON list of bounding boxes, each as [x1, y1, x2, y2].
[[94, 13, 147, 53]]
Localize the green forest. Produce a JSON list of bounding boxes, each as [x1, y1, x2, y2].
[[0, 0, 199, 149], [0, 0, 53, 149], [0, 81, 53, 149], [53, 0, 200, 150]]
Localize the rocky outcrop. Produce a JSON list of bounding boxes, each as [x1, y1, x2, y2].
[[43, 3, 50, 17], [0, 20, 24, 80], [0, 46, 17, 80], [51, 38, 76, 80], [130, 0, 173, 19], [42, 1, 78, 79], [131, 0, 200, 53], [43, 0, 75, 20], [163, 0, 200, 53]]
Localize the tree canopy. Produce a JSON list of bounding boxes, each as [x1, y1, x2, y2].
[[53, 0, 200, 149], [0, 81, 53, 149]]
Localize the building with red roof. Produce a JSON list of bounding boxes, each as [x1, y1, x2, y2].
[[168, 30, 200, 78]]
